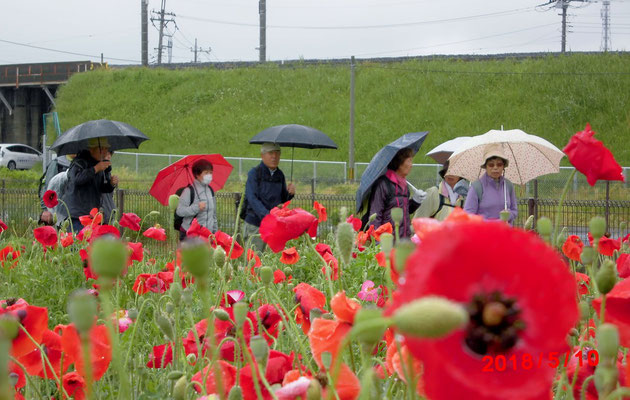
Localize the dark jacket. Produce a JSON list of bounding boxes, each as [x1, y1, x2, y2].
[[62, 150, 115, 218], [244, 162, 294, 227], [369, 172, 420, 238]]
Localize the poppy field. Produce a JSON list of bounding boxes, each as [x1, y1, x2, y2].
[[0, 124, 629, 400]]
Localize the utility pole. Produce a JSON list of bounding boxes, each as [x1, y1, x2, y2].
[[348, 56, 356, 182], [259, 0, 266, 62], [151, 0, 176, 66], [141, 0, 148, 66], [190, 39, 211, 63], [167, 36, 173, 64], [601, 0, 611, 52], [541, 0, 590, 53]]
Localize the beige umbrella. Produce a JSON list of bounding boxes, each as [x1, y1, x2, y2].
[[446, 129, 564, 185]]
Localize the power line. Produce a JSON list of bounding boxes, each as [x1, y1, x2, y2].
[[0, 38, 141, 63], [359, 63, 630, 76]]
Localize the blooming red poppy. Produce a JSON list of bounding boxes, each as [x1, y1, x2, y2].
[[374, 251, 386, 267], [186, 218, 212, 240], [388, 221, 579, 400], [563, 123, 625, 186], [56, 323, 112, 381], [146, 343, 174, 368], [260, 206, 318, 253], [17, 329, 68, 379], [219, 290, 245, 307], [326, 363, 361, 400], [598, 236, 621, 256], [346, 215, 362, 232], [372, 222, 392, 241], [119, 212, 141, 231], [213, 230, 244, 259], [127, 241, 144, 263], [0, 300, 49, 358], [43, 189, 59, 208], [0, 245, 20, 269], [315, 243, 333, 257], [258, 304, 284, 345], [280, 247, 300, 265], [356, 227, 373, 249], [9, 360, 25, 390], [330, 291, 361, 324], [240, 350, 294, 399], [248, 249, 262, 276], [575, 272, 590, 297], [293, 283, 327, 335], [62, 371, 87, 400], [274, 269, 287, 284], [0, 218, 7, 233], [593, 278, 630, 348], [617, 254, 630, 279], [562, 235, 584, 262], [320, 252, 339, 281], [309, 319, 351, 370], [60, 232, 74, 248], [89, 224, 120, 243], [33, 226, 58, 248], [313, 201, 327, 223], [143, 225, 167, 241], [191, 360, 237, 396]]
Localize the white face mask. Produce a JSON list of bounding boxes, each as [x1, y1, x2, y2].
[[202, 173, 213, 185]]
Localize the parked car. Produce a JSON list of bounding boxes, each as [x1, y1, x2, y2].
[[0, 143, 42, 170]]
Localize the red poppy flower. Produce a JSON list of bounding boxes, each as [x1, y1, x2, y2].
[[617, 253, 630, 279], [598, 236, 621, 256], [17, 329, 68, 379], [119, 212, 141, 231], [593, 278, 630, 348], [219, 290, 245, 307], [330, 291, 361, 324], [191, 360, 237, 396], [575, 272, 590, 297], [372, 222, 392, 241], [293, 283, 327, 335], [0, 245, 20, 269], [563, 123, 625, 186], [313, 201, 327, 223], [247, 249, 262, 276], [43, 189, 59, 208], [89, 224, 120, 243], [385, 340, 425, 396], [375, 251, 386, 267], [272, 269, 286, 284], [33, 226, 58, 248], [143, 225, 167, 241], [280, 247, 300, 265], [388, 221, 579, 400], [59, 232, 74, 248], [9, 360, 25, 390], [240, 350, 294, 399], [56, 323, 112, 381], [321, 252, 339, 281], [258, 304, 284, 345], [356, 228, 373, 249], [63, 371, 87, 400], [327, 363, 361, 400], [127, 241, 144, 263], [377, 284, 389, 308], [0, 218, 7, 232], [565, 348, 627, 400], [260, 206, 318, 253], [187, 218, 212, 240], [346, 215, 362, 232], [562, 235, 583, 262], [213, 230, 244, 259], [0, 300, 49, 358], [315, 243, 333, 257], [146, 343, 173, 368]]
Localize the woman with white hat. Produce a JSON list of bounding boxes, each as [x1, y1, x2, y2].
[[463, 143, 518, 224]]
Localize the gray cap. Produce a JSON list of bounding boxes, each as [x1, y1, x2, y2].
[[261, 142, 281, 154]]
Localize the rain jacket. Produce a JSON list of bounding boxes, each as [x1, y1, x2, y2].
[[463, 173, 518, 223], [176, 179, 218, 232], [62, 150, 115, 219], [369, 170, 421, 238], [243, 162, 294, 227]]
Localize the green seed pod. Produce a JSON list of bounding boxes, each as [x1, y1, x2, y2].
[[214, 246, 226, 269], [594, 364, 618, 398], [68, 289, 98, 335], [390, 207, 403, 226], [233, 302, 248, 329], [393, 240, 415, 274], [306, 379, 322, 400], [596, 260, 617, 295], [168, 195, 180, 212], [228, 386, 243, 400], [181, 239, 211, 279], [589, 216, 607, 239], [581, 246, 595, 265], [90, 237, 127, 279], [213, 308, 230, 321], [597, 323, 620, 361], [392, 296, 468, 339], [172, 375, 188, 400], [127, 309, 139, 320], [380, 233, 394, 256], [499, 210, 510, 222], [336, 222, 355, 265], [167, 371, 184, 380], [259, 266, 273, 285], [351, 308, 387, 347], [165, 303, 175, 314], [250, 335, 269, 366], [0, 315, 19, 340], [523, 215, 535, 231], [156, 314, 175, 342], [536, 217, 552, 238]]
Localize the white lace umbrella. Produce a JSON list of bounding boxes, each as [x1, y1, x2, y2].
[[446, 129, 565, 185]]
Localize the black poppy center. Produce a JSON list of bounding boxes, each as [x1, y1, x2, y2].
[[464, 291, 524, 355]]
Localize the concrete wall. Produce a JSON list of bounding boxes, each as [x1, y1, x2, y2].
[[0, 86, 55, 150]]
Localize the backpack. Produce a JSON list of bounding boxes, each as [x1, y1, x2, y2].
[[238, 165, 263, 220], [359, 176, 396, 230], [38, 158, 70, 199], [430, 192, 456, 218], [471, 179, 513, 202], [173, 184, 214, 231]]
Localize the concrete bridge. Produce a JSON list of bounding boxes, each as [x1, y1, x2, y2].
[[0, 61, 92, 150]]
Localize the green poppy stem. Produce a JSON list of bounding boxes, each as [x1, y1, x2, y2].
[[554, 168, 577, 241]]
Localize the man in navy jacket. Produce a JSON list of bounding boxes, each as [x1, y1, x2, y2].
[[242, 143, 295, 251]]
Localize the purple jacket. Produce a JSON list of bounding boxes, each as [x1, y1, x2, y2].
[[369, 171, 421, 238], [463, 173, 518, 223]]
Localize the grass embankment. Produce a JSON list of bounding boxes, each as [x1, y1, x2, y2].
[[54, 53, 630, 165]]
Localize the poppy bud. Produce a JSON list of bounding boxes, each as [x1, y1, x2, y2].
[[181, 239, 211, 279], [536, 217, 552, 238], [306, 379, 322, 400], [172, 375, 188, 400], [259, 266, 273, 285], [309, 308, 324, 322], [380, 233, 394, 256], [320, 351, 332, 370], [127, 308, 138, 320], [0, 314, 19, 340], [149, 211, 160, 217], [165, 303, 174, 314], [167, 371, 184, 380], [351, 308, 388, 347], [168, 195, 180, 212], [581, 246, 595, 265], [368, 213, 377, 225], [90, 237, 127, 280], [156, 314, 175, 342], [393, 240, 414, 274], [499, 210, 510, 222], [339, 207, 348, 221], [336, 222, 355, 265], [228, 386, 243, 400], [213, 308, 230, 321], [8, 372, 19, 387], [390, 207, 403, 226], [596, 260, 617, 295], [170, 281, 182, 306], [524, 215, 534, 231], [250, 335, 269, 367], [186, 353, 196, 364], [53, 213, 58, 224], [597, 323, 619, 361], [233, 302, 248, 329], [182, 288, 193, 305], [556, 227, 568, 249], [392, 296, 468, 339], [283, 267, 293, 276], [580, 301, 591, 322], [589, 216, 606, 240], [68, 289, 97, 335], [214, 246, 226, 269], [594, 364, 618, 398]]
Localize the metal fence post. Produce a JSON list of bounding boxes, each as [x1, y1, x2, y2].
[[606, 181, 610, 232], [1, 179, 4, 220], [311, 179, 316, 206], [135, 154, 139, 174], [313, 162, 317, 188], [117, 189, 125, 215], [239, 158, 243, 177]]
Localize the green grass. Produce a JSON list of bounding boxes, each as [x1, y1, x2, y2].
[[54, 53, 630, 166]]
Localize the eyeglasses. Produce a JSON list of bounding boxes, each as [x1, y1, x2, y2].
[[486, 161, 504, 168]]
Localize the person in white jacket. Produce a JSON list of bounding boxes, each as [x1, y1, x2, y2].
[[176, 159, 218, 238]]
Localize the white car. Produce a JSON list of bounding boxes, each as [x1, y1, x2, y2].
[[0, 143, 43, 170]]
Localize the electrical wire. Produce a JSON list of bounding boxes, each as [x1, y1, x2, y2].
[[0, 38, 141, 63]]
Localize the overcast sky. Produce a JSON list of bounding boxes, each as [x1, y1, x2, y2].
[[2, 0, 629, 65]]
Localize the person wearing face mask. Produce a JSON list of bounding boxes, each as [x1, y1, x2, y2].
[[463, 143, 518, 224], [176, 159, 218, 237]]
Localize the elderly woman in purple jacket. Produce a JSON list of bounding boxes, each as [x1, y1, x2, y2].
[[369, 148, 426, 238], [463, 143, 518, 224]]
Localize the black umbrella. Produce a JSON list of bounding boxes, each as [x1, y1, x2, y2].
[[249, 124, 338, 180], [51, 119, 149, 156]]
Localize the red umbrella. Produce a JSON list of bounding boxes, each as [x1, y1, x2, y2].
[[149, 154, 233, 206]]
